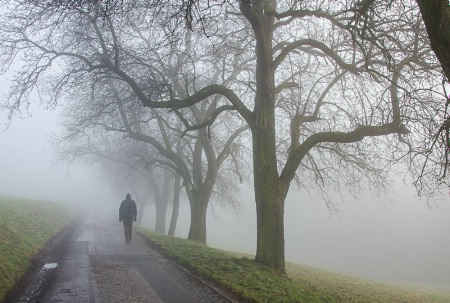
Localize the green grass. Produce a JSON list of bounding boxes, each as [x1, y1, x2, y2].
[[0, 196, 73, 302], [138, 228, 450, 303]]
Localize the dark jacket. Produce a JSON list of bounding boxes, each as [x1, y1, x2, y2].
[[119, 196, 137, 220]]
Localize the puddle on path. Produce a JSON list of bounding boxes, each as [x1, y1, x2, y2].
[[43, 263, 58, 269], [18, 263, 59, 302]]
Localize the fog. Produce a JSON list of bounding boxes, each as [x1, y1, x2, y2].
[[0, 106, 117, 207], [1, 106, 450, 294], [177, 185, 450, 293]]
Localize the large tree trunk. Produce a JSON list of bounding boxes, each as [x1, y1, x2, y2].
[[168, 173, 181, 236], [253, 132, 285, 271], [416, 0, 450, 165], [169, 136, 184, 237], [187, 196, 208, 243], [151, 171, 171, 234], [252, 66, 285, 271], [242, 0, 286, 271], [136, 201, 145, 227], [154, 200, 168, 233], [186, 167, 216, 243], [416, 0, 450, 81], [186, 129, 217, 243]]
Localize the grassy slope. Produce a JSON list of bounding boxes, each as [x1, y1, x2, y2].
[[138, 228, 450, 303], [0, 197, 73, 302]]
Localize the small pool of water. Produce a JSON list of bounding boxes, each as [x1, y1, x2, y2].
[[43, 263, 58, 269]]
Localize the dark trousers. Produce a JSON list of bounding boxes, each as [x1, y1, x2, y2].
[[123, 218, 133, 242]]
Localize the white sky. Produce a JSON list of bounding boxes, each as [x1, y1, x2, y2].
[[0, 106, 116, 206]]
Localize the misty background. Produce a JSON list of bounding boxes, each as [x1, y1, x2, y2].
[[1, 101, 449, 293], [0, 1, 448, 287]]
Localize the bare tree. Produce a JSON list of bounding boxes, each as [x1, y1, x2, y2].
[[0, 0, 443, 272], [46, 13, 249, 242], [56, 124, 176, 230]]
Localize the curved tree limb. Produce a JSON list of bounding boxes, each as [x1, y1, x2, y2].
[[280, 122, 410, 186], [273, 39, 361, 73]]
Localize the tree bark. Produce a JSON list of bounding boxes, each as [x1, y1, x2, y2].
[[416, 0, 450, 81], [411, 0, 450, 182], [187, 195, 208, 243], [186, 132, 217, 243], [241, 0, 286, 271], [151, 171, 171, 234], [136, 201, 145, 227], [154, 199, 168, 233], [168, 173, 181, 236]]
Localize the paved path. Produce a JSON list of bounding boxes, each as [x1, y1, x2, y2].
[[16, 213, 235, 303]]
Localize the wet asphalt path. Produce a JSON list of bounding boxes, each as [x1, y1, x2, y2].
[[16, 213, 235, 303]]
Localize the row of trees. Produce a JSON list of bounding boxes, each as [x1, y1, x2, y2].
[[0, 0, 447, 271], [53, 19, 249, 240]]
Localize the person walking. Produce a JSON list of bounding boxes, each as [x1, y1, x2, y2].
[[119, 193, 137, 243]]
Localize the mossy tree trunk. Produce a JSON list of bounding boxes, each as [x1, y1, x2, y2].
[[187, 193, 209, 243], [241, 0, 286, 271], [186, 129, 218, 243]]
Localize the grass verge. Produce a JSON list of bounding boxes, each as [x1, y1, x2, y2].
[[138, 228, 450, 303], [0, 196, 73, 302]]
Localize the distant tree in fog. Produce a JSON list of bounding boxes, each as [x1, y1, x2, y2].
[[114, 142, 175, 234], [42, 10, 250, 243], [56, 74, 246, 239], [55, 126, 176, 232], [102, 159, 154, 228], [100, 144, 175, 233], [0, 0, 444, 272]]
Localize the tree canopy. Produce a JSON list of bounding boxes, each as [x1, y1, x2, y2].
[[0, 0, 446, 271]]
